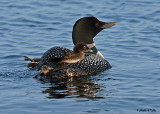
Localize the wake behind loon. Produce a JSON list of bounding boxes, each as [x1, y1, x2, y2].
[[25, 16, 117, 78]]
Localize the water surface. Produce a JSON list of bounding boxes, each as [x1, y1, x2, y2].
[[0, 0, 160, 113]]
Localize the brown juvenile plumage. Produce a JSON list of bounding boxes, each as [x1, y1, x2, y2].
[[59, 42, 89, 64]]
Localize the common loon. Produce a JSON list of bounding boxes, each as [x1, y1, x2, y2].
[[25, 16, 117, 78]]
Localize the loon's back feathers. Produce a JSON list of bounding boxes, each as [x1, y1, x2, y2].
[[39, 46, 71, 66]]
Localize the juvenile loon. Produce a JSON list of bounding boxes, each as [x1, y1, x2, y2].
[[59, 42, 90, 64], [25, 16, 117, 77]]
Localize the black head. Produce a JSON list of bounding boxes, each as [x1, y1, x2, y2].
[[73, 42, 89, 53], [72, 16, 118, 45]]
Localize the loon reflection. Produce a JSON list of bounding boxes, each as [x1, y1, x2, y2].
[[39, 76, 109, 98]]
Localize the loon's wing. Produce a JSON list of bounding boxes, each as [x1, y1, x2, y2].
[[39, 47, 111, 76], [67, 54, 111, 75], [39, 47, 71, 68]]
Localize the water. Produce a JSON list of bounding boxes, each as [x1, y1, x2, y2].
[[0, 0, 160, 113]]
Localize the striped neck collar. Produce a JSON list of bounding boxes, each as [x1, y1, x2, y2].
[[86, 43, 104, 58], [87, 43, 97, 54]]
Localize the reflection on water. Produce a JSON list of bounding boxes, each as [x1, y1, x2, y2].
[[39, 76, 108, 99]]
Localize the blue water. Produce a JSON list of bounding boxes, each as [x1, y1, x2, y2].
[[0, 0, 160, 113]]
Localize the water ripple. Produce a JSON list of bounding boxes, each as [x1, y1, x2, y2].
[[0, 0, 160, 113]]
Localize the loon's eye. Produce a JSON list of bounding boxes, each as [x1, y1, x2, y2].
[[95, 23, 99, 27]]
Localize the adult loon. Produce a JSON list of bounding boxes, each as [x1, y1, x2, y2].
[[25, 16, 117, 78]]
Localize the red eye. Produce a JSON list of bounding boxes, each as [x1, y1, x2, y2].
[[95, 23, 99, 27]]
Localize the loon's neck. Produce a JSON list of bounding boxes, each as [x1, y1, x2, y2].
[[86, 43, 97, 54], [86, 43, 104, 58]]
